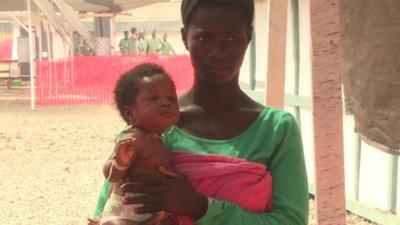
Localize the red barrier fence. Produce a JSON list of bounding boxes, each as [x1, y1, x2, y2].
[[36, 55, 194, 105], [0, 40, 12, 60]]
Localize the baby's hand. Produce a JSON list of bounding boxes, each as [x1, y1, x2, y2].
[[115, 133, 137, 167], [86, 217, 99, 225]]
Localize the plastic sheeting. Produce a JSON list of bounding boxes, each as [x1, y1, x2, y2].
[[52, 0, 95, 48], [36, 55, 193, 105], [341, 0, 400, 154]]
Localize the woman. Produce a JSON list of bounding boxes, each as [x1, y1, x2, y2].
[[119, 0, 309, 224]]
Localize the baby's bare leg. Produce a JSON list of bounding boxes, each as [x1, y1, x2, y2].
[[101, 213, 173, 225], [101, 219, 136, 225]]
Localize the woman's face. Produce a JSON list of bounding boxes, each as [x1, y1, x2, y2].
[[182, 4, 252, 85]]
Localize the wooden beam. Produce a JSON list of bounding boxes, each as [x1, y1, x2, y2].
[[28, 0, 36, 110], [266, 0, 288, 109], [310, 0, 346, 224]]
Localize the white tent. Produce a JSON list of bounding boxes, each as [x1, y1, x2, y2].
[[0, 0, 171, 12], [0, 0, 173, 109]]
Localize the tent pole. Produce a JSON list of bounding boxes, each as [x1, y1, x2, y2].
[[28, 0, 36, 109], [110, 15, 116, 55]]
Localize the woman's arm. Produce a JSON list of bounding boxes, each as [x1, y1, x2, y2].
[[121, 171, 209, 220], [196, 114, 309, 225]]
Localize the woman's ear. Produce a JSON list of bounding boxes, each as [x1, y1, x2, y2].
[[181, 27, 188, 50], [247, 25, 254, 45]]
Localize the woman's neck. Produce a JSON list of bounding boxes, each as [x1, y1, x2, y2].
[[180, 79, 250, 111]]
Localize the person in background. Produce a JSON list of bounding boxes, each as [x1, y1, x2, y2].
[[72, 31, 81, 56], [127, 27, 138, 54], [159, 33, 176, 56], [146, 28, 161, 54], [118, 30, 130, 55], [137, 30, 148, 54]]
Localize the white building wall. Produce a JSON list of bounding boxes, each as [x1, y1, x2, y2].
[[296, 0, 399, 217], [254, 0, 399, 218]]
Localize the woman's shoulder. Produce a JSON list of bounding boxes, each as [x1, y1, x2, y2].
[[257, 106, 297, 124]]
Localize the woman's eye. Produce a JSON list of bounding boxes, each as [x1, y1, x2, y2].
[[227, 36, 237, 42], [197, 36, 207, 42]]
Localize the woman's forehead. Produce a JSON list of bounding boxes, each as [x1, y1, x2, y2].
[[187, 5, 250, 31]]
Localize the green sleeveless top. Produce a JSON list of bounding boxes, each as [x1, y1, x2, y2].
[[164, 107, 308, 225], [93, 107, 308, 225]]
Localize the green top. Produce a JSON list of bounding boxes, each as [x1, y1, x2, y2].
[[92, 108, 308, 224], [164, 107, 308, 225], [147, 37, 161, 54], [92, 180, 112, 219], [127, 37, 137, 54], [159, 41, 175, 55], [137, 39, 147, 54], [118, 38, 129, 54]]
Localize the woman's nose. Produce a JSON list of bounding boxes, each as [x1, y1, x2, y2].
[[210, 40, 228, 60]]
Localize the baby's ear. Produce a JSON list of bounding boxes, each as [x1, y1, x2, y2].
[[123, 106, 135, 124]]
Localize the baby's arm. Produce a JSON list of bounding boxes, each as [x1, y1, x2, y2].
[[103, 133, 139, 182]]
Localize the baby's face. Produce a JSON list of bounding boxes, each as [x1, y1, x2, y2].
[[127, 74, 180, 134]]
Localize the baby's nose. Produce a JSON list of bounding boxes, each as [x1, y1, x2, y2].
[[160, 98, 171, 107]]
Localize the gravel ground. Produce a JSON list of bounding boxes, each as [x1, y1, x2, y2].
[[0, 86, 377, 225]]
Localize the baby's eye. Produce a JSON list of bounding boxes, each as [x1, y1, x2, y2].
[[147, 96, 160, 101], [167, 96, 178, 102]]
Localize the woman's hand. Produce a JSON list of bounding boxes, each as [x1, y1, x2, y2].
[[120, 166, 208, 220]]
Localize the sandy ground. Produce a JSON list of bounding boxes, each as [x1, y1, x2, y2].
[[0, 86, 377, 225]]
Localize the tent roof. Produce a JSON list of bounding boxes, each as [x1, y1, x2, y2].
[[0, 0, 173, 13]]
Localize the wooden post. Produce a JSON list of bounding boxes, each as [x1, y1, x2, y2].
[[266, 0, 288, 109], [110, 15, 116, 55], [28, 0, 36, 110], [36, 18, 43, 61], [46, 21, 53, 60], [310, 0, 346, 224]]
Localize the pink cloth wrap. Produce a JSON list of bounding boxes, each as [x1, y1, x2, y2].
[[171, 151, 273, 224]]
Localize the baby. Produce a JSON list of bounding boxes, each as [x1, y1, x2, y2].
[[100, 63, 180, 225], [92, 63, 273, 225]]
